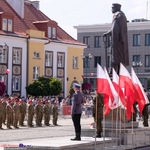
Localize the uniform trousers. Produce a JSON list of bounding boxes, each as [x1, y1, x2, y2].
[[72, 114, 81, 133]]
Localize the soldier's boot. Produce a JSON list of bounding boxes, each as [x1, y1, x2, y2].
[[93, 131, 101, 138], [71, 133, 81, 141]]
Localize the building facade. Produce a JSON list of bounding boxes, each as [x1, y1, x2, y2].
[[75, 21, 150, 90], [0, 0, 85, 97]]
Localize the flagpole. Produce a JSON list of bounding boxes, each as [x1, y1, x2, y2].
[[111, 109, 114, 146], [132, 106, 134, 149], [103, 106, 105, 148], [120, 106, 122, 146], [94, 93, 98, 149]]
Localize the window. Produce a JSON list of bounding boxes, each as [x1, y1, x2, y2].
[[145, 55, 150, 67], [45, 52, 52, 67], [13, 77, 20, 91], [0, 76, 6, 84], [83, 36, 90, 48], [0, 47, 6, 63], [2, 19, 7, 31], [133, 34, 140, 46], [94, 56, 101, 67], [57, 54, 64, 67], [13, 49, 21, 64], [52, 27, 56, 38], [94, 36, 101, 48], [145, 34, 150, 46], [83, 57, 90, 68], [133, 55, 140, 63], [73, 56, 78, 69], [48, 27, 51, 38], [34, 52, 40, 59], [8, 19, 12, 32], [33, 67, 39, 80]]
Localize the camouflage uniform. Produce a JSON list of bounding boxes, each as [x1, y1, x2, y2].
[[6, 103, 13, 129], [93, 93, 104, 135], [10, 101, 14, 126], [52, 105, 58, 125], [19, 102, 26, 126], [0, 102, 3, 129], [27, 103, 34, 127], [43, 104, 51, 126], [35, 103, 43, 127], [13, 103, 20, 128], [2, 101, 7, 125]]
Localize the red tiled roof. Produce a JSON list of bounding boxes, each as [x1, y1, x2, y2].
[[0, 0, 85, 46]]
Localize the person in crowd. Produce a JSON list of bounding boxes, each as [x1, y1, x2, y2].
[[19, 100, 26, 126], [71, 83, 84, 141], [66, 95, 71, 105], [6, 100, 13, 129], [13, 99, 20, 128], [85, 97, 92, 118], [55, 96, 60, 106], [43, 101, 51, 126], [52, 102, 58, 126], [60, 99, 66, 107], [0, 100, 3, 129], [92, 88, 104, 138], [27, 100, 34, 127], [10, 98, 15, 126], [58, 94, 63, 103]]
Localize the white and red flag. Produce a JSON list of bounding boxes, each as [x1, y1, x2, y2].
[[131, 67, 149, 115], [97, 64, 118, 115], [119, 63, 136, 119], [112, 68, 124, 108]]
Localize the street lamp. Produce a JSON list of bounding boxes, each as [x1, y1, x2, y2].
[[81, 53, 92, 81], [132, 61, 142, 75]]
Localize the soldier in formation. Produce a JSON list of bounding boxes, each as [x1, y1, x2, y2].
[[53, 102, 58, 126], [19, 100, 26, 126], [92, 88, 104, 138], [2, 96, 7, 125], [13, 99, 20, 128], [6, 100, 13, 129], [43, 101, 51, 126], [0, 100, 3, 129], [27, 100, 34, 127]]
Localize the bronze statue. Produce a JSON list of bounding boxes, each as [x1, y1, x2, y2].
[[103, 3, 129, 73]]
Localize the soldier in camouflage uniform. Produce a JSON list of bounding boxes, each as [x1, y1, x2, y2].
[[2, 96, 7, 125], [19, 100, 26, 126], [35, 100, 43, 127], [142, 88, 150, 127], [52, 102, 58, 126], [39, 101, 43, 125], [27, 100, 34, 127], [92, 89, 104, 138], [10, 99, 15, 126], [6, 100, 13, 129], [0, 100, 4, 129], [13, 99, 20, 128], [43, 101, 51, 126]]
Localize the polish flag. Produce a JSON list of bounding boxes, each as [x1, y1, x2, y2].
[[119, 63, 136, 119], [81, 75, 84, 79], [90, 73, 93, 76], [131, 67, 149, 116], [112, 68, 124, 108], [104, 67, 119, 109]]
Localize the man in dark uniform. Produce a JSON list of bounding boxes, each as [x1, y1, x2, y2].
[[71, 83, 84, 141], [103, 3, 129, 73], [92, 88, 104, 138]]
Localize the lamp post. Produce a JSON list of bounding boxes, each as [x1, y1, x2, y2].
[[81, 53, 92, 82], [132, 61, 142, 75]]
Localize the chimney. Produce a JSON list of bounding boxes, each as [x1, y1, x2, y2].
[[31, 1, 40, 10], [6, 0, 24, 18]]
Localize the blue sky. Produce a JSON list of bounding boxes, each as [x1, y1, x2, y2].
[[36, 0, 149, 39]]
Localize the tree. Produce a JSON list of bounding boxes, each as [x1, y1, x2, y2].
[[26, 77, 62, 96]]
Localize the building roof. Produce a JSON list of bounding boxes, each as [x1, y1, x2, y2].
[[0, 0, 85, 46]]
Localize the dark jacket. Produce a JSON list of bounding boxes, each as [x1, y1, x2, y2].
[[71, 91, 84, 114]]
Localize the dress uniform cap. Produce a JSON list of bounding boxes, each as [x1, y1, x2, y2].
[[73, 83, 81, 88], [112, 3, 121, 8]]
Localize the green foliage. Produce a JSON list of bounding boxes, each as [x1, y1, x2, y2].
[[26, 77, 62, 96], [49, 78, 62, 96], [69, 87, 75, 95]]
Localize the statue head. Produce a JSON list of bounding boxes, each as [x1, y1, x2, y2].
[[112, 3, 121, 13]]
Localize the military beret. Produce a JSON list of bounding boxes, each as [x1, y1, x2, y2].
[[0, 100, 2, 103], [8, 100, 11, 103], [15, 99, 19, 102], [73, 83, 81, 88], [28, 100, 32, 104], [45, 101, 48, 104], [37, 100, 41, 103]]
